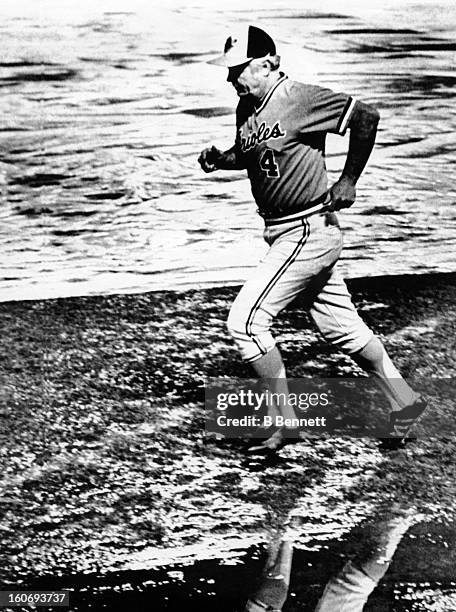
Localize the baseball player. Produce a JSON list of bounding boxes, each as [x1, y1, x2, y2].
[[198, 25, 426, 450]]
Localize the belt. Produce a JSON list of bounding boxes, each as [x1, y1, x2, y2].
[[261, 192, 331, 226]]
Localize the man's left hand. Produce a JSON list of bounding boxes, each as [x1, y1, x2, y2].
[[329, 176, 356, 211]]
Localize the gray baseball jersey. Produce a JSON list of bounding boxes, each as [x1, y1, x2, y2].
[[235, 74, 356, 218]]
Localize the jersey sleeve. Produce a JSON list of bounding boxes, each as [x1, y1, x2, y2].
[[292, 83, 357, 136]]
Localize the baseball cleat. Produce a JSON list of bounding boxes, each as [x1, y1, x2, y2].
[[379, 396, 428, 450], [247, 426, 310, 454], [247, 426, 285, 454]]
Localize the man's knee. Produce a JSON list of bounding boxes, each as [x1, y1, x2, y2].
[[321, 325, 374, 355], [312, 309, 373, 354], [227, 303, 276, 362], [311, 301, 374, 355]]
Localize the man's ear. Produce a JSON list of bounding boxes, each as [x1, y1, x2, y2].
[[261, 59, 271, 75]]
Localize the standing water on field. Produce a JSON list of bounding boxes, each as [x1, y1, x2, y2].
[[1, 0, 455, 302]]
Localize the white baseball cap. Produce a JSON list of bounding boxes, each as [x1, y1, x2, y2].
[[209, 25, 276, 68]]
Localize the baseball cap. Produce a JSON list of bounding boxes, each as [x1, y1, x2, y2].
[[209, 25, 276, 68]]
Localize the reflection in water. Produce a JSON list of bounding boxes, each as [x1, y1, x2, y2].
[[245, 532, 294, 612], [245, 506, 415, 612]]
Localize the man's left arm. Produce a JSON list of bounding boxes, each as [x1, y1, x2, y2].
[[330, 101, 380, 211]]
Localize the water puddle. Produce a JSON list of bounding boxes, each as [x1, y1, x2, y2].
[[0, 2, 455, 301], [15, 517, 456, 611]]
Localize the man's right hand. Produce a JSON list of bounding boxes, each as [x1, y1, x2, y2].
[[198, 145, 223, 173]]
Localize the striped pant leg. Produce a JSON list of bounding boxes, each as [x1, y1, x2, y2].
[[227, 216, 343, 363], [227, 218, 311, 362]]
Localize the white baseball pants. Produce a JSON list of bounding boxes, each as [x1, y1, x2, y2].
[[227, 212, 373, 362]]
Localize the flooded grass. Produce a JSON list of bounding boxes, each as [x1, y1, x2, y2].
[[1, 2, 455, 608], [0, 273, 455, 608]]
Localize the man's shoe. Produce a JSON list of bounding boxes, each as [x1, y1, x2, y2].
[[379, 396, 427, 450], [247, 426, 310, 455], [247, 427, 285, 454]]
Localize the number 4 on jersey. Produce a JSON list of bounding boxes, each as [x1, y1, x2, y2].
[[260, 149, 280, 178]]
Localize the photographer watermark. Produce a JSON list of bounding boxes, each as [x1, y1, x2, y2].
[[204, 377, 456, 439], [215, 387, 328, 430], [215, 387, 329, 412]]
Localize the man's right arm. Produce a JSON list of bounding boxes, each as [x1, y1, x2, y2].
[[198, 144, 244, 173]]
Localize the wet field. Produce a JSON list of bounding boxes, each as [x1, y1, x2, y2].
[[1, 273, 456, 610], [16, 522, 456, 611], [1, 0, 455, 301], [1, 1, 456, 610]]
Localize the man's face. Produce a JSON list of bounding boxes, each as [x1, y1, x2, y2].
[[227, 60, 268, 99]]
